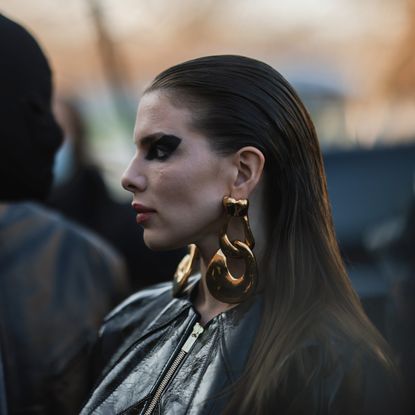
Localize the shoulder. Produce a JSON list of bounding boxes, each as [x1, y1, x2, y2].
[[0, 202, 128, 298], [1, 202, 117, 253], [91, 281, 175, 378], [102, 281, 174, 328], [96, 276, 200, 356], [284, 331, 403, 415], [101, 275, 200, 329], [23, 202, 124, 269]]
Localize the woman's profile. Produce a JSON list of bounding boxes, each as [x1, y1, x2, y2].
[[81, 55, 402, 414]]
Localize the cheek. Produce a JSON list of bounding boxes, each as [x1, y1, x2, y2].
[[161, 157, 225, 192], [155, 167, 189, 199], [155, 161, 227, 219]]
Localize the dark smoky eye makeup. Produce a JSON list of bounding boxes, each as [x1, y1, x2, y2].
[[145, 134, 182, 161]]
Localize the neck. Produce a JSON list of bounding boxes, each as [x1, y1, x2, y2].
[[193, 242, 237, 326]]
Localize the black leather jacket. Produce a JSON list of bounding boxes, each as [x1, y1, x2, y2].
[[81, 277, 403, 415]]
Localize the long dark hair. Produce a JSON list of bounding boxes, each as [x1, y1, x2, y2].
[[145, 55, 395, 414]]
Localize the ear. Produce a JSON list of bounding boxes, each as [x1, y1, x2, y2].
[[230, 146, 265, 199]]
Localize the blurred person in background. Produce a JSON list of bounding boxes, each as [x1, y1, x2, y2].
[[81, 55, 405, 414], [0, 14, 129, 414], [47, 98, 186, 290], [370, 195, 415, 414]]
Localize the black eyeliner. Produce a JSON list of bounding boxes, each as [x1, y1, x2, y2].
[[145, 134, 182, 161], [156, 134, 182, 148]]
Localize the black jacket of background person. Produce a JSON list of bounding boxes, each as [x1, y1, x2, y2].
[[0, 203, 129, 413], [81, 276, 404, 415], [0, 15, 129, 414]]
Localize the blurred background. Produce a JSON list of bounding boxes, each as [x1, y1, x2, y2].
[[1, 0, 415, 400], [2, 0, 415, 187]]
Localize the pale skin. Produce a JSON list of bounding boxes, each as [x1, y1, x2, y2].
[[122, 90, 265, 326]]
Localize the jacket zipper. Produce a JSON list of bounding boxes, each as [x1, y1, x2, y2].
[[143, 322, 204, 415]]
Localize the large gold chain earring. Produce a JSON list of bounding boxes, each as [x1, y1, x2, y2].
[[206, 196, 258, 304], [173, 244, 199, 297]]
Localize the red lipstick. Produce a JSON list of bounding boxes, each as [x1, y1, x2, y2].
[[132, 203, 156, 225]]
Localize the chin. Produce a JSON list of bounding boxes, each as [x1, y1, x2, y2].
[[143, 232, 187, 252]]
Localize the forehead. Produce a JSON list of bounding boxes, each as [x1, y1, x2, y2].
[[134, 91, 195, 140]]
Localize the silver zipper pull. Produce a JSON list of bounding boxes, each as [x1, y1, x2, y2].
[[143, 321, 205, 415], [181, 322, 204, 353]]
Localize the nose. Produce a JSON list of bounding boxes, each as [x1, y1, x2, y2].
[[121, 156, 147, 193]]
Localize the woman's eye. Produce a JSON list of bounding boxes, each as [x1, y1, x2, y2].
[[154, 145, 170, 160], [145, 135, 182, 161], [146, 143, 171, 161]]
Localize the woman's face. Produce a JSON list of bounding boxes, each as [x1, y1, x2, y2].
[[122, 90, 235, 251]]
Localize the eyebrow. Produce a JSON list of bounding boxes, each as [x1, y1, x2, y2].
[[134, 132, 164, 146], [134, 131, 181, 147]]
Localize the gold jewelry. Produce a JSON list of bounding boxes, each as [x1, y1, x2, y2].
[[206, 196, 258, 304], [173, 244, 198, 297]]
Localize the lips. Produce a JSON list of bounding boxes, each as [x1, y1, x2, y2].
[[132, 203, 156, 225]]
